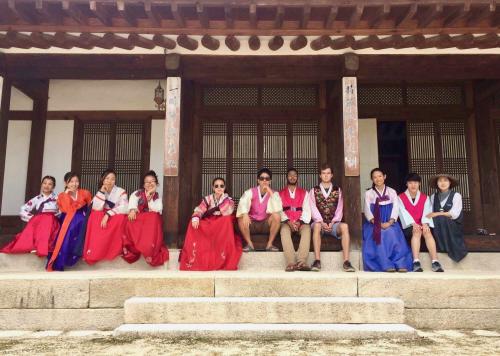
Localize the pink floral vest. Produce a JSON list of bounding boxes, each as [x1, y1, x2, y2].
[[249, 187, 270, 222]]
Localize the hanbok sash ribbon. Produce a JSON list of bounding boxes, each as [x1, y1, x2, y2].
[[373, 187, 389, 245]]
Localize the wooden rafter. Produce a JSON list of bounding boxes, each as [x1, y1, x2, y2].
[[225, 34, 240, 51], [62, 0, 88, 25], [249, 4, 257, 29], [144, 0, 161, 28], [311, 35, 332, 51], [418, 3, 443, 28], [301, 4, 311, 29], [325, 6, 338, 29], [369, 4, 390, 28], [201, 34, 219, 50], [196, 3, 209, 29], [177, 34, 197, 50], [225, 4, 234, 29], [248, 35, 260, 50], [268, 35, 284, 51], [348, 5, 364, 29], [290, 35, 307, 50], [89, 0, 112, 27], [8, 0, 37, 24], [152, 34, 176, 49], [171, 3, 185, 28], [274, 5, 284, 29], [116, 0, 137, 27], [467, 1, 496, 26], [396, 3, 417, 27], [443, 3, 471, 27], [128, 33, 155, 49]]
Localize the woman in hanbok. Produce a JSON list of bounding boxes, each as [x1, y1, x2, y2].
[[179, 177, 242, 271], [46, 172, 92, 271], [362, 168, 412, 272], [122, 170, 169, 266], [427, 174, 468, 262], [0, 176, 59, 257], [83, 169, 128, 265]]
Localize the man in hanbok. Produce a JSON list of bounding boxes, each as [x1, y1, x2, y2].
[[279, 168, 312, 271], [237, 168, 283, 252]]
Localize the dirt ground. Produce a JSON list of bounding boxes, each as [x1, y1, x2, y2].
[[0, 330, 498, 356]]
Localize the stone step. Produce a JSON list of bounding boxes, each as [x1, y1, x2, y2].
[[0, 250, 497, 272], [124, 296, 405, 324], [114, 323, 417, 340]]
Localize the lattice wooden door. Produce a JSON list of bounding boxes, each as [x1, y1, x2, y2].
[[407, 120, 473, 227], [201, 120, 319, 201], [75, 121, 149, 195]]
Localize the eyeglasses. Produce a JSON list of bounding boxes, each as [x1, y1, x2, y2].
[[214, 184, 225, 188], [258, 176, 271, 181]]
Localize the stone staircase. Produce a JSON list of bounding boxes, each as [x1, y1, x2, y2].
[[114, 296, 416, 339]]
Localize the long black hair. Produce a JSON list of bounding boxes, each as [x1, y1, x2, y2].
[[370, 167, 386, 189], [98, 169, 117, 188]]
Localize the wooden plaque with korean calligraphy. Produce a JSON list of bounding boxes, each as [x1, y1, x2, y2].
[[342, 77, 360, 177], [164, 77, 181, 176]]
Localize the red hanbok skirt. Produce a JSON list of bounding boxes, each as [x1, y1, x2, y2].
[[0, 213, 59, 257], [179, 215, 242, 271], [122, 212, 169, 266], [83, 211, 126, 265]]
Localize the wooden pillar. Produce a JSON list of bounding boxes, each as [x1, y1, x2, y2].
[[0, 78, 12, 211], [25, 80, 49, 200], [329, 54, 363, 249], [473, 81, 500, 233]]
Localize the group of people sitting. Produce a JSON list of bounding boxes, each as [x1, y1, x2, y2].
[[0, 164, 467, 273]]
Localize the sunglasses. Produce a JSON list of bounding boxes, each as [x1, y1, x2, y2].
[[258, 176, 271, 181], [214, 184, 225, 188]]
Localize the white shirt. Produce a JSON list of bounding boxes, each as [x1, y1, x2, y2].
[[398, 190, 434, 229], [430, 191, 463, 220], [128, 190, 162, 213]]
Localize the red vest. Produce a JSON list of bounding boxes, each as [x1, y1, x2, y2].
[[399, 192, 427, 225], [279, 187, 306, 222]]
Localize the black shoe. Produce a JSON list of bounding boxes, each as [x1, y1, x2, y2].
[[343, 260, 355, 272], [311, 260, 321, 271], [431, 261, 444, 272], [413, 261, 423, 272]]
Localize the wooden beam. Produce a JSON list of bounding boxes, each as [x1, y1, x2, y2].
[[395, 33, 425, 49], [54, 32, 92, 50], [128, 33, 155, 49], [144, 0, 161, 27], [369, 4, 390, 28], [249, 3, 257, 29], [421, 34, 453, 49], [196, 2, 209, 28], [25, 80, 49, 201], [330, 35, 354, 50], [274, 5, 284, 29], [248, 35, 260, 51], [325, 5, 338, 29], [268, 35, 284, 51], [79, 32, 112, 49], [348, 5, 364, 28], [177, 34, 198, 50], [201, 34, 220, 51], [301, 4, 311, 29], [152, 34, 176, 49], [102, 33, 134, 50], [290, 35, 307, 51], [396, 3, 417, 27], [116, 0, 137, 27], [451, 33, 475, 49], [225, 35, 240, 51], [444, 3, 471, 27], [171, 3, 185, 28], [225, 4, 234, 29], [418, 3, 443, 28], [373, 34, 403, 49], [62, 0, 88, 25], [0, 79, 12, 210], [8, 0, 37, 24], [310, 35, 332, 51], [89, 0, 112, 27]]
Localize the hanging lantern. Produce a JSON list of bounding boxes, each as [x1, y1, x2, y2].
[[154, 81, 165, 111]]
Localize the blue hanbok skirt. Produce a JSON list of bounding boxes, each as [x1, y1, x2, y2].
[[362, 203, 412, 272]]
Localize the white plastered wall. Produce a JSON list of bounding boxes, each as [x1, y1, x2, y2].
[[48, 80, 166, 111], [10, 87, 33, 111], [42, 120, 74, 194], [359, 119, 379, 207], [150, 120, 165, 196], [1, 121, 31, 215]]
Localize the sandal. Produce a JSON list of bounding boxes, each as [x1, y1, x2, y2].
[[265, 245, 280, 252], [295, 262, 311, 271], [285, 263, 296, 272], [242, 245, 255, 253]]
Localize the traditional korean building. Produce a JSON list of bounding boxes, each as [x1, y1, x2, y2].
[[0, 0, 499, 252]]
